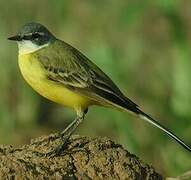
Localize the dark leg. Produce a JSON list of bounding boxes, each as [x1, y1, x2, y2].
[[59, 108, 87, 139], [46, 110, 85, 157], [60, 115, 84, 141]]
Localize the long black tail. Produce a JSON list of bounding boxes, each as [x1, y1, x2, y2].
[[92, 82, 191, 152], [134, 108, 191, 152]]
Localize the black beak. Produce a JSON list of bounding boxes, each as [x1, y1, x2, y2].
[[8, 35, 22, 41]]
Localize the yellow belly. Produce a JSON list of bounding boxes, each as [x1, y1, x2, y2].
[[18, 53, 93, 111]]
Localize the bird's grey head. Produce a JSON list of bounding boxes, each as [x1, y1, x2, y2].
[[8, 22, 56, 54]]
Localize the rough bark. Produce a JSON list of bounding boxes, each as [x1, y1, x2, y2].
[[0, 133, 163, 180]]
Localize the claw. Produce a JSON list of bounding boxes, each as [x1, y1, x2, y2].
[[44, 136, 70, 158], [36, 115, 84, 158]]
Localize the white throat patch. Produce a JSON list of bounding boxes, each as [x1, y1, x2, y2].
[[18, 40, 49, 55]]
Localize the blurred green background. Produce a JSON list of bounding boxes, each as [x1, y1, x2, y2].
[[0, 0, 191, 176]]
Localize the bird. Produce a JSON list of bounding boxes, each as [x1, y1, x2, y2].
[[8, 22, 191, 155]]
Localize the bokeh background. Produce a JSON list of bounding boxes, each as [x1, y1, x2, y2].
[[0, 0, 190, 176]]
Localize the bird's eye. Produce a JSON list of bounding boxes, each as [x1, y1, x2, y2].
[[22, 32, 42, 41], [32, 32, 41, 39]]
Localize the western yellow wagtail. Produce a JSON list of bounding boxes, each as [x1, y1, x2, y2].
[[8, 22, 191, 155]]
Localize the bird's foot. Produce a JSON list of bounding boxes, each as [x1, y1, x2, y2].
[[45, 134, 70, 158]]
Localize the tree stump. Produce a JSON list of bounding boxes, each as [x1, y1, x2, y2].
[[0, 134, 163, 179]]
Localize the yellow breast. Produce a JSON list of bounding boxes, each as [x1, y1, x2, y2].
[[18, 53, 93, 111]]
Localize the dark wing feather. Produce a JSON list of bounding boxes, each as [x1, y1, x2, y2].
[[35, 40, 139, 112]]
